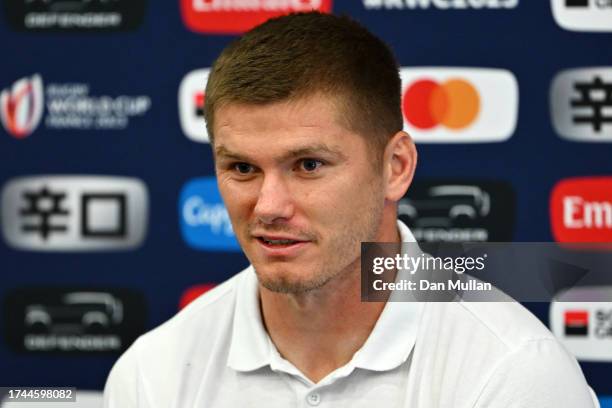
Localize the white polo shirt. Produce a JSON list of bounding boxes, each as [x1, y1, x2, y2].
[[104, 222, 598, 408]]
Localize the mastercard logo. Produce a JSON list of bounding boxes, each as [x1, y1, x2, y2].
[[399, 68, 518, 143], [403, 79, 480, 130]]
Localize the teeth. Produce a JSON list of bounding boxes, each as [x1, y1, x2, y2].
[[263, 238, 296, 245]]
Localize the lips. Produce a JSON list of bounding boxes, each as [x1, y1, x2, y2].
[[255, 235, 307, 247], [253, 234, 311, 257]]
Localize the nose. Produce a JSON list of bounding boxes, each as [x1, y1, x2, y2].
[[253, 172, 295, 224]]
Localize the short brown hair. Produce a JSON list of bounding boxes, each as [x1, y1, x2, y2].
[[204, 12, 403, 156]]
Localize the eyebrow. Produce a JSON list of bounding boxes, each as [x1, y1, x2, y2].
[[214, 144, 348, 163]]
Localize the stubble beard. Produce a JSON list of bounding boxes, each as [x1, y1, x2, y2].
[[255, 183, 385, 295]]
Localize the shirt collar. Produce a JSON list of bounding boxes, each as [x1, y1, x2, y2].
[[227, 220, 424, 373], [351, 221, 424, 371]]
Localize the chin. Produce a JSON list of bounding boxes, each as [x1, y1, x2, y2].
[[255, 266, 329, 294]]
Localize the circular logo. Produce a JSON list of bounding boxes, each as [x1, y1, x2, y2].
[[402, 78, 480, 130]]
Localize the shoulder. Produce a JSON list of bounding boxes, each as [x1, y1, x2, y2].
[[420, 301, 555, 354], [470, 312, 597, 407], [104, 267, 252, 406], [417, 302, 596, 407], [416, 301, 558, 376], [449, 301, 555, 348]]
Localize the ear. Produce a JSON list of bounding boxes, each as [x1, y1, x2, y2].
[[383, 131, 417, 202]]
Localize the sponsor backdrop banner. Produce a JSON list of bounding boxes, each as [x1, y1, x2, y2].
[[0, 0, 610, 399]]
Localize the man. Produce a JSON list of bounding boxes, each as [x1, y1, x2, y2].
[[104, 12, 598, 407]]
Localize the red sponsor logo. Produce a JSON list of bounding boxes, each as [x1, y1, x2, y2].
[[179, 284, 216, 309], [550, 177, 612, 242], [195, 91, 205, 118], [180, 0, 333, 34], [565, 311, 588, 325], [564, 310, 589, 336]]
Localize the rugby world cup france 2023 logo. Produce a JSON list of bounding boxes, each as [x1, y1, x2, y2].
[[0, 74, 44, 139]]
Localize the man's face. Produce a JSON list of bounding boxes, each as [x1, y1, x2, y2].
[[214, 95, 386, 294]]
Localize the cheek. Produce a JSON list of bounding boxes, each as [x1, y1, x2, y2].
[[220, 184, 256, 222], [299, 180, 365, 224], [327, 178, 383, 223]]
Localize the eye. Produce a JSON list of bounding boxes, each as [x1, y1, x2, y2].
[[233, 162, 254, 174], [298, 159, 324, 173]]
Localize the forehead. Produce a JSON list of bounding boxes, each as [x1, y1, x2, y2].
[[213, 95, 360, 154]]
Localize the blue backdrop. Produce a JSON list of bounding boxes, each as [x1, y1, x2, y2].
[[0, 0, 610, 402]]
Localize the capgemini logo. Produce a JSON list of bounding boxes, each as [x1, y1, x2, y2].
[[0, 74, 44, 139], [179, 177, 241, 252]]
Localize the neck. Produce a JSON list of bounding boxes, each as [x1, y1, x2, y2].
[[259, 210, 400, 383]]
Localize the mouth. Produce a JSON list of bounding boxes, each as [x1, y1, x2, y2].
[[256, 236, 306, 247], [253, 234, 311, 256]]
